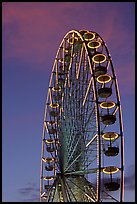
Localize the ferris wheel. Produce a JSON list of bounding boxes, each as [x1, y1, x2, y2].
[[40, 29, 124, 202]]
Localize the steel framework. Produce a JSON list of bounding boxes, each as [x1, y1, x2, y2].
[[40, 29, 124, 202]]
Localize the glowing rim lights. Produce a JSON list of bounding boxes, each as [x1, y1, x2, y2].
[[67, 36, 79, 44], [92, 53, 106, 64], [59, 58, 64, 63], [83, 32, 95, 41], [45, 139, 55, 144], [79, 29, 89, 35], [41, 192, 46, 197], [102, 132, 119, 140], [43, 176, 54, 181], [45, 157, 54, 163], [87, 40, 101, 49], [47, 121, 56, 125], [42, 157, 54, 163], [100, 101, 115, 109], [49, 103, 59, 108], [65, 48, 69, 53], [103, 166, 119, 174], [96, 74, 111, 83], [43, 196, 47, 200], [52, 86, 61, 92], [40, 29, 124, 202]]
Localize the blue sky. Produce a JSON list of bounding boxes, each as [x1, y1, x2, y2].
[[2, 2, 135, 202]]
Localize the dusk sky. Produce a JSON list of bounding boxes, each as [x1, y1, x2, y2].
[[2, 2, 135, 202]]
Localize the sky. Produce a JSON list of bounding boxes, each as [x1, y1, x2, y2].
[[2, 2, 135, 202]]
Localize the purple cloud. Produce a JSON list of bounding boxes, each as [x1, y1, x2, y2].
[[18, 182, 40, 202], [2, 2, 134, 94]]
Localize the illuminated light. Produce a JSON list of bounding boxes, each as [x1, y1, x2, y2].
[[87, 41, 101, 49], [61, 107, 64, 112], [84, 193, 95, 202], [43, 196, 47, 200], [102, 132, 119, 140], [47, 121, 56, 125], [59, 58, 64, 63], [86, 134, 98, 147], [44, 121, 48, 133], [59, 54, 71, 63], [41, 192, 46, 197], [97, 74, 111, 83], [45, 139, 55, 144], [76, 44, 84, 79], [45, 157, 54, 163], [83, 32, 95, 41], [92, 53, 106, 64], [42, 157, 54, 163], [43, 176, 54, 180], [103, 166, 119, 174], [52, 86, 61, 92], [65, 48, 69, 53], [49, 103, 59, 108], [79, 29, 89, 35], [67, 36, 79, 44], [42, 157, 47, 162], [100, 101, 115, 109], [82, 77, 93, 106]]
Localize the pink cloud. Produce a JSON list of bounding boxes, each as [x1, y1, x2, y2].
[[1, 3, 82, 72], [3, 3, 82, 65], [2, 3, 133, 61], [2, 3, 122, 63], [2, 2, 135, 95], [2, 3, 62, 64]]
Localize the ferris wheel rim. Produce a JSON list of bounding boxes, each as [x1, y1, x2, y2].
[[40, 29, 124, 202]]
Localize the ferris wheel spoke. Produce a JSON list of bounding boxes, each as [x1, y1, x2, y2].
[[84, 106, 96, 128], [46, 179, 57, 202], [66, 177, 96, 202], [40, 29, 124, 202], [76, 43, 84, 79], [47, 187, 56, 202], [83, 155, 97, 169], [86, 133, 98, 147], [64, 177, 78, 202], [82, 76, 93, 106], [64, 133, 98, 173], [103, 190, 119, 202], [64, 167, 98, 175], [62, 177, 76, 202], [66, 134, 83, 163], [64, 151, 83, 172]]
